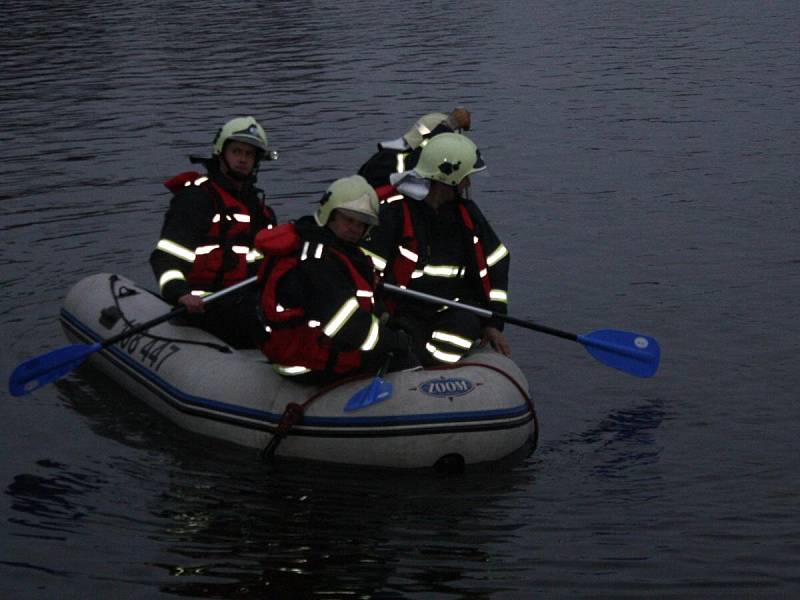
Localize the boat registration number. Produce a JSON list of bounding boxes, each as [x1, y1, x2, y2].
[[118, 331, 180, 371]]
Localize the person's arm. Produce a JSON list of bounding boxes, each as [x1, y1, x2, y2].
[[149, 187, 214, 307], [281, 255, 406, 356], [465, 201, 511, 329], [359, 201, 402, 281]]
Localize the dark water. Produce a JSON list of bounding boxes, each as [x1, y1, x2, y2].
[[2, 1, 799, 597]]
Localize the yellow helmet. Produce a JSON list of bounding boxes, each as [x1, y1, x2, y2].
[[412, 132, 486, 186], [212, 116, 269, 155], [403, 112, 449, 149], [315, 175, 380, 227]]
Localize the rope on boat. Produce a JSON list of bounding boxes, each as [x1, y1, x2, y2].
[[259, 376, 352, 462]]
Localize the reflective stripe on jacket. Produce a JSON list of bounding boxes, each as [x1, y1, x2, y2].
[[257, 223, 380, 377], [151, 170, 275, 302], [361, 192, 510, 320]]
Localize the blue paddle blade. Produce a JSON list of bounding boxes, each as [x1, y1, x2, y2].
[[343, 377, 394, 412], [577, 329, 660, 378], [8, 343, 101, 397]]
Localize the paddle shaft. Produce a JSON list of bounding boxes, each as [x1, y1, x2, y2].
[[9, 275, 262, 396], [99, 275, 259, 348], [381, 283, 578, 342]]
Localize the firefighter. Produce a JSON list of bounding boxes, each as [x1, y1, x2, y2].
[[149, 116, 278, 348], [358, 107, 472, 188], [256, 175, 416, 384], [361, 133, 511, 366]]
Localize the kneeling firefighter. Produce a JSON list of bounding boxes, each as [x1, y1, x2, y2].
[[255, 175, 417, 384]]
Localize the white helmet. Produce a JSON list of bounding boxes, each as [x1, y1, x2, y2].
[[412, 132, 486, 186], [403, 112, 449, 149], [212, 116, 269, 155], [315, 175, 380, 227]]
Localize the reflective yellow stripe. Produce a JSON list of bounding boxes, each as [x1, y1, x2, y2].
[[396, 153, 406, 173], [360, 248, 387, 271], [232, 245, 249, 254], [156, 239, 195, 263], [423, 264, 464, 278], [323, 297, 359, 337], [479, 268, 488, 278], [212, 213, 250, 223], [195, 244, 220, 256], [425, 342, 462, 364], [247, 249, 263, 262], [490, 289, 508, 303], [190, 290, 211, 297], [431, 330, 473, 350], [360, 315, 380, 351], [193, 176, 208, 185], [486, 244, 509, 267], [274, 364, 312, 376], [384, 194, 403, 204], [158, 269, 185, 290], [300, 241, 323, 261], [398, 246, 419, 262]]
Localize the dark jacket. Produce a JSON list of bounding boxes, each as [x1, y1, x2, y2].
[[257, 217, 408, 376], [150, 160, 276, 304], [361, 196, 510, 330]]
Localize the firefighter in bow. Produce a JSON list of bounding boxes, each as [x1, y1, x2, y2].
[[149, 116, 278, 347], [361, 132, 511, 365], [358, 107, 472, 189], [255, 175, 416, 384]]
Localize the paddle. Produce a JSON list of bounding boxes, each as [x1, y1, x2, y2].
[[343, 353, 394, 412], [8, 275, 259, 397], [382, 283, 660, 378]]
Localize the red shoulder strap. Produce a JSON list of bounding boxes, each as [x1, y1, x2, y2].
[[375, 184, 398, 202], [163, 171, 202, 194]]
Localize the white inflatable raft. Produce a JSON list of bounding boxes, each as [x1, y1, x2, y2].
[[59, 273, 537, 468]]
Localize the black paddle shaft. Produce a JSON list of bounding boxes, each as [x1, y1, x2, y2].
[[381, 283, 579, 343], [101, 275, 259, 349]]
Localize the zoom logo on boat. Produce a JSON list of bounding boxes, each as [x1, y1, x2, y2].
[[419, 377, 475, 397]]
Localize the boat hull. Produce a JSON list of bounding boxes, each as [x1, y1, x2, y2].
[[60, 273, 537, 468]]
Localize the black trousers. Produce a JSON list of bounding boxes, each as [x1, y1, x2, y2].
[[183, 287, 262, 349], [388, 305, 481, 366]]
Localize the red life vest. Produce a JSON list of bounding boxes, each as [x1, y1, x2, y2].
[[256, 224, 376, 375], [376, 190, 493, 310], [164, 171, 260, 291]]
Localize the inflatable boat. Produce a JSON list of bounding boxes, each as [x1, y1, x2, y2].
[[57, 273, 537, 468]]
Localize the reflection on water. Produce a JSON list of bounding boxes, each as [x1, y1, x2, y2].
[[6, 460, 100, 536], [9, 371, 532, 597], [579, 400, 666, 478]]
